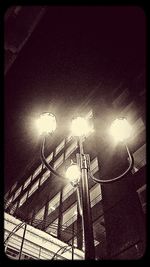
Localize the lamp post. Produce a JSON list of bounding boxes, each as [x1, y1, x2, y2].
[[78, 138, 95, 259], [65, 139, 95, 259], [36, 113, 134, 260], [70, 117, 95, 259]]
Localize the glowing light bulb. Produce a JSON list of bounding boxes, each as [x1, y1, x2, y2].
[[36, 113, 56, 135], [109, 118, 132, 142], [71, 117, 93, 137], [66, 164, 81, 183]]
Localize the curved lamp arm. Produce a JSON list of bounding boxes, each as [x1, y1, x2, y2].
[[89, 144, 134, 184], [41, 136, 66, 180]]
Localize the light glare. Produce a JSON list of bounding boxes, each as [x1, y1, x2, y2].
[[71, 117, 93, 137], [109, 118, 132, 142], [66, 164, 81, 183], [36, 113, 56, 135]]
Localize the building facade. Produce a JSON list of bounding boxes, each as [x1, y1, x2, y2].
[[4, 74, 146, 259]]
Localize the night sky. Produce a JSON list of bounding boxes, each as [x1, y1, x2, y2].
[[5, 6, 146, 191]]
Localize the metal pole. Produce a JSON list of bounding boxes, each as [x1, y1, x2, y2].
[[18, 223, 27, 260], [57, 189, 63, 239], [79, 137, 95, 260], [72, 223, 74, 260]]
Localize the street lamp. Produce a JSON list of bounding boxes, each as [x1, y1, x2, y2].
[[70, 116, 95, 259], [38, 113, 134, 260]]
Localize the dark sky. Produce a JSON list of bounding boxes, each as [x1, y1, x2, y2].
[[4, 6, 146, 191]]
